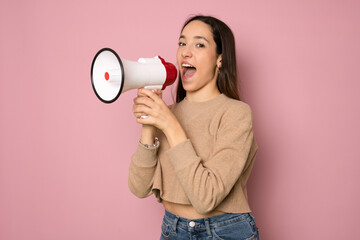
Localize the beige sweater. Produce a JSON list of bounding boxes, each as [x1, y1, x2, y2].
[[128, 94, 258, 215]]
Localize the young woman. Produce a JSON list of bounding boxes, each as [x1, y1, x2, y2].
[[129, 15, 259, 240]]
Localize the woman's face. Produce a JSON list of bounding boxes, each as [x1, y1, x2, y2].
[[177, 20, 222, 97]]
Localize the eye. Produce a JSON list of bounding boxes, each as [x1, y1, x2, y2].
[[178, 42, 186, 47], [196, 43, 205, 48]]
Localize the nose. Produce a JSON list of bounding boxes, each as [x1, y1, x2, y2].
[[181, 45, 192, 58]]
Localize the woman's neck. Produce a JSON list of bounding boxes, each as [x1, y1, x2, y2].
[[185, 86, 221, 102]]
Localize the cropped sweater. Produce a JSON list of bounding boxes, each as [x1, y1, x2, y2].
[[128, 94, 258, 215]]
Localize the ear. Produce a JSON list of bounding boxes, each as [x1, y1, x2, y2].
[[217, 54, 222, 68]]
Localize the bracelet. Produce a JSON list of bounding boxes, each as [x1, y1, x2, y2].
[[140, 137, 159, 148]]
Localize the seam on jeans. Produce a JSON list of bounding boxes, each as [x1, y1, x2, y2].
[[245, 234, 256, 240], [211, 228, 224, 240], [161, 222, 172, 238], [212, 213, 251, 228], [164, 215, 175, 224]]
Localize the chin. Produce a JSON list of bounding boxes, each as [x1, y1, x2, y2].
[[182, 81, 196, 92]]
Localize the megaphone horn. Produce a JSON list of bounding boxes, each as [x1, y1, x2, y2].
[[91, 48, 177, 103]]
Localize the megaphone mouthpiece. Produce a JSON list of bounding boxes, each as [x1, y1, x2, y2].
[[157, 56, 177, 90]]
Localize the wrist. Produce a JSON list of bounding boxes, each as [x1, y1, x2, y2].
[[141, 125, 156, 145], [164, 122, 187, 148], [139, 137, 159, 149]]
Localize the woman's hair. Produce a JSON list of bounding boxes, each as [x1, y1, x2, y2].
[[176, 15, 240, 102]]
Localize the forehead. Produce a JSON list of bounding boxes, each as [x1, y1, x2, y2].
[[180, 20, 214, 40]]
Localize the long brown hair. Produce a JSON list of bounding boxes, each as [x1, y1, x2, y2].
[[176, 15, 240, 102]]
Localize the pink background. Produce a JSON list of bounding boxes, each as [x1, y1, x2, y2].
[[1, 0, 359, 239]]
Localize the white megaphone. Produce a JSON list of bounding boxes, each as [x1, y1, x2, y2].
[[91, 48, 177, 103]]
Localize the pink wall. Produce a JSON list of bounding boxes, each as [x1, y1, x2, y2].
[[1, 0, 359, 239]]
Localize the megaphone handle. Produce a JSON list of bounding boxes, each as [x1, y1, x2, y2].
[[144, 86, 162, 90], [140, 88, 156, 119]]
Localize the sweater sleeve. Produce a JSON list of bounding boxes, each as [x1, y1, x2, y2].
[[166, 103, 255, 214], [128, 141, 159, 198]]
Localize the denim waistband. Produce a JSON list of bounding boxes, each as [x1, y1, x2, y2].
[[164, 209, 253, 231]]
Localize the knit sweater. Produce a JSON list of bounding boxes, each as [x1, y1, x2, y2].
[[128, 94, 258, 215]]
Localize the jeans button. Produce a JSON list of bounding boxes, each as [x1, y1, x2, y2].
[[189, 221, 196, 227]]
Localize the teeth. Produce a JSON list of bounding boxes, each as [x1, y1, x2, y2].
[[182, 63, 194, 68]]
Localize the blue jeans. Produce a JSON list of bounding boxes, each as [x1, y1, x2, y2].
[[160, 209, 259, 240]]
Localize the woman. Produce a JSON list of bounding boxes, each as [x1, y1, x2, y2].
[[129, 15, 259, 240]]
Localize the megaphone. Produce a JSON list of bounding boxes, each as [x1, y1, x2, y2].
[[91, 48, 177, 103]]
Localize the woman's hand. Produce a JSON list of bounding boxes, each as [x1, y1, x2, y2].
[[132, 88, 187, 147], [133, 88, 172, 131]]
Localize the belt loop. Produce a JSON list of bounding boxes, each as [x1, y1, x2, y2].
[[204, 218, 212, 237], [172, 215, 179, 233]]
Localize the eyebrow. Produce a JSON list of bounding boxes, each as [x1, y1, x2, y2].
[[179, 35, 210, 43]]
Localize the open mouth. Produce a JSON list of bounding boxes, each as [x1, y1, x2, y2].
[[182, 63, 197, 79]]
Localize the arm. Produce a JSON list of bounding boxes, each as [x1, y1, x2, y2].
[[128, 134, 159, 198], [166, 104, 255, 214], [128, 89, 161, 198]]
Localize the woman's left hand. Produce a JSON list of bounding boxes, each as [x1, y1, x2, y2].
[[133, 88, 187, 147]]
